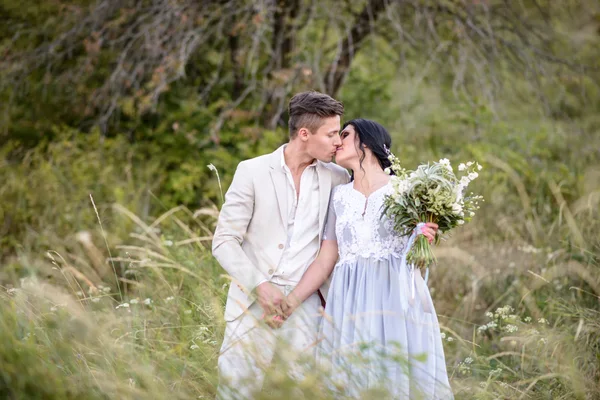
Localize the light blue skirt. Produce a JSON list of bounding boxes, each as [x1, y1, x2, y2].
[[317, 255, 454, 399]]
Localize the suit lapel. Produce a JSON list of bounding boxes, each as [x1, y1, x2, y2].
[[270, 146, 288, 233], [317, 163, 332, 241]]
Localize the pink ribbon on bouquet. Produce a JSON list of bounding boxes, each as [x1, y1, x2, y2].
[[403, 222, 429, 302]]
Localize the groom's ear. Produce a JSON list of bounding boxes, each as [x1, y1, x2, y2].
[[298, 127, 310, 141]]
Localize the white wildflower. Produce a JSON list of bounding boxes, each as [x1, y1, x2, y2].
[[190, 344, 200, 350], [457, 220, 464, 225], [165, 296, 175, 302], [384, 167, 391, 175], [465, 357, 473, 364], [143, 298, 152, 306], [504, 324, 518, 333], [164, 240, 173, 247], [477, 164, 483, 171], [129, 298, 139, 304], [452, 203, 463, 215], [116, 303, 130, 309], [440, 332, 446, 339], [485, 311, 494, 318], [538, 318, 548, 324], [524, 316, 532, 323], [458, 163, 466, 171], [446, 337, 454, 342], [468, 172, 479, 180]]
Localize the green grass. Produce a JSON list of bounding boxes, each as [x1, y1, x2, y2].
[[1, 64, 599, 399]]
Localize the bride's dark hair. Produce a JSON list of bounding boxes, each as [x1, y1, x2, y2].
[[342, 118, 393, 180]]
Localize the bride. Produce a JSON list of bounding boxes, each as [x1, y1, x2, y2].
[[282, 119, 454, 399]]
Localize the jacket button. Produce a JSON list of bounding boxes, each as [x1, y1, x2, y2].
[[268, 269, 274, 275], [278, 244, 284, 249]]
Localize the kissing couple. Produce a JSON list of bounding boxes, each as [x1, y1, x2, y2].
[[212, 91, 453, 399]]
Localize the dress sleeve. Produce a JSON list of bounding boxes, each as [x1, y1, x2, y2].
[[322, 189, 337, 241]]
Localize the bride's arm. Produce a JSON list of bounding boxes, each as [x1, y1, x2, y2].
[[284, 240, 338, 314]]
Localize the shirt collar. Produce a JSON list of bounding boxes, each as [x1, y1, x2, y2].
[[281, 144, 317, 171]]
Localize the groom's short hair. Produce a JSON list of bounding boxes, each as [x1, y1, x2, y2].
[[288, 91, 344, 139]]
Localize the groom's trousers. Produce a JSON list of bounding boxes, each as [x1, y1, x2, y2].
[[216, 284, 322, 400]]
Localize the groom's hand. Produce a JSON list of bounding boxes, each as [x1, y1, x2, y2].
[[255, 282, 285, 322]]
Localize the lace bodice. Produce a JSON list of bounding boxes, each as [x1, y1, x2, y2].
[[323, 182, 409, 265]]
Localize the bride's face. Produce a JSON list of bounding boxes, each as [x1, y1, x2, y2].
[[334, 124, 360, 169]]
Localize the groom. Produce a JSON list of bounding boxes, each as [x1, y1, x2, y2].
[[212, 91, 350, 399]]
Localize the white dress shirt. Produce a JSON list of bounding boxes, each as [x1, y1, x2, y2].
[[258, 146, 321, 287]]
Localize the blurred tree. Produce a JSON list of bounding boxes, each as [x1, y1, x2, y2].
[[1, 0, 596, 144]]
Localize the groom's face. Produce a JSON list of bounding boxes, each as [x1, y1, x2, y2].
[[303, 115, 342, 162]]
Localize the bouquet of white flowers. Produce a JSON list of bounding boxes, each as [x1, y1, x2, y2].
[[382, 151, 483, 271]]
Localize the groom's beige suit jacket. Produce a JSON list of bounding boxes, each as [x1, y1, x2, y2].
[[212, 145, 350, 322]]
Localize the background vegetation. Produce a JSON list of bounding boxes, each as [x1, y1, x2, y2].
[[1, 0, 599, 398]]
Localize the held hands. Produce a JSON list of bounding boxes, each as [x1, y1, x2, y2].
[[418, 222, 439, 244], [255, 282, 286, 329], [256, 283, 302, 329]]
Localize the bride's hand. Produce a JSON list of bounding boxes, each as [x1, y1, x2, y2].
[[419, 222, 439, 244], [281, 293, 301, 319]]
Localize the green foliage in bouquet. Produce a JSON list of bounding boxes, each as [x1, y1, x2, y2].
[[382, 152, 484, 268]]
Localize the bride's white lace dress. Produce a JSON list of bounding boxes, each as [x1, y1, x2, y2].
[[318, 181, 453, 399]]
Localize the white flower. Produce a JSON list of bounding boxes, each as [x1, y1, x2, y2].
[[164, 240, 173, 247], [384, 167, 391, 175], [504, 324, 518, 333], [458, 163, 466, 171], [452, 203, 463, 214], [465, 357, 473, 364], [165, 296, 175, 302], [538, 318, 548, 324], [143, 298, 152, 305], [477, 164, 483, 171], [466, 161, 473, 167], [440, 332, 446, 339], [468, 172, 479, 180], [446, 336, 454, 342], [190, 344, 200, 350], [457, 220, 464, 225], [485, 311, 494, 318], [439, 158, 450, 166], [116, 303, 130, 309], [129, 298, 139, 304]]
